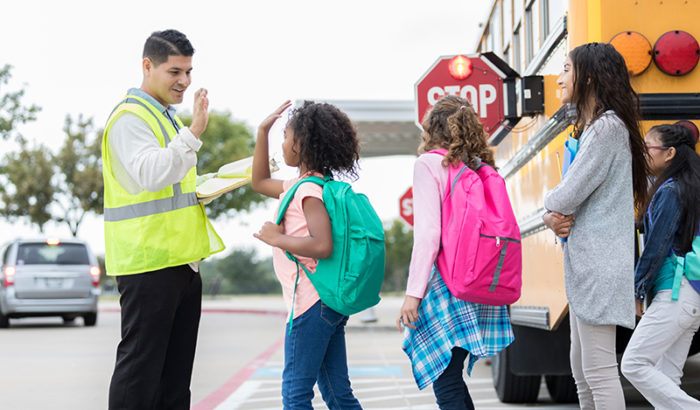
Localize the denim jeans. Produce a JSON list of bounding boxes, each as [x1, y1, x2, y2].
[[433, 347, 475, 410], [621, 277, 700, 410], [282, 300, 362, 410]]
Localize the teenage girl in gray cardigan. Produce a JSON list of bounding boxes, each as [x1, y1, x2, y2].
[[543, 43, 649, 409]]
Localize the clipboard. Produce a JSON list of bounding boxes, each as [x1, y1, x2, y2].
[[196, 156, 279, 199]]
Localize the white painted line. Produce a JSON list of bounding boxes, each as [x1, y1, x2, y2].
[[351, 384, 423, 393], [213, 381, 262, 410], [357, 391, 436, 403]]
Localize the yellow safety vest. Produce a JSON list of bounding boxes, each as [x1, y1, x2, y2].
[[102, 94, 224, 276]]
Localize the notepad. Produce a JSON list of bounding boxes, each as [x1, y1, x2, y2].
[[196, 156, 279, 199]]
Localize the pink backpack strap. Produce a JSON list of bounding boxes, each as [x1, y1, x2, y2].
[[427, 148, 448, 156]]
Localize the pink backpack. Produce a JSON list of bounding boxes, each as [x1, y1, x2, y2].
[[429, 149, 522, 305]]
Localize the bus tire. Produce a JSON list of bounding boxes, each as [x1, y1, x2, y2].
[[492, 349, 541, 403], [545, 374, 578, 403]]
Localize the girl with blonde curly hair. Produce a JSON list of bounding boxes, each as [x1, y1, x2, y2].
[[397, 95, 514, 409]]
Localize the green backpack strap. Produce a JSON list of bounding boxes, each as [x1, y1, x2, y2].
[[275, 175, 327, 333], [672, 254, 686, 301]]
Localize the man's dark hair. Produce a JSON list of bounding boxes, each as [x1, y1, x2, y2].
[[142, 29, 194, 66]]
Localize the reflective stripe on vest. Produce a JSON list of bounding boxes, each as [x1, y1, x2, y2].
[[103, 96, 192, 221], [103, 192, 199, 222]]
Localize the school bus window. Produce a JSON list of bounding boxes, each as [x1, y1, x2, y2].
[[540, 0, 549, 39], [490, 1, 503, 54], [525, 5, 534, 64], [503, 0, 513, 33], [513, 25, 522, 73], [547, 0, 564, 35], [513, 0, 523, 26], [485, 26, 494, 52]]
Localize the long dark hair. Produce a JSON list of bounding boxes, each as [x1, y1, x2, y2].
[[569, 42, 649, 209], [640, 123, 700, 253], [420, 95, 496, 170]]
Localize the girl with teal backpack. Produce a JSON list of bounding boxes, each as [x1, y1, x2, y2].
[[621, 122, 700, 409], [251, 100, 368, 410]]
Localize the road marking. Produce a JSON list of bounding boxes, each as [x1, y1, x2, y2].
[[212, 381, 262, 410], [100, 306, 286, 316], [192, 337, 284, 410], [253, 365, 404, 377]]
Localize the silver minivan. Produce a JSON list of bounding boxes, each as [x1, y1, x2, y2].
[[0, 238, 100, 328]]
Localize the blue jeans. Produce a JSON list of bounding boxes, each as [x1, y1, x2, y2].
[[282, 300, 362, 410], [433, 347, 475, 410]]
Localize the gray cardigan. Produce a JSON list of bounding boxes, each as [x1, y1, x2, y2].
[[544, 111, 636, 329]]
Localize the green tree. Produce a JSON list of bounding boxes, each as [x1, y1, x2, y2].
[[0, 64, 47, 230], [0, 141, 55, 232], [0, 65, 41, 143], [0, 114, 103, 236], [179, 111, 268, 219], [200, 248, 280, 295], [383, 219, 414, 293], [53, 114, 104, 236]]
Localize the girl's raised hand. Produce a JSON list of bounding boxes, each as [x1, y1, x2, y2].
[[259, 100, 292, 133]]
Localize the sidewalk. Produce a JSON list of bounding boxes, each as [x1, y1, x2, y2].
[[99, 294, 404, 331]]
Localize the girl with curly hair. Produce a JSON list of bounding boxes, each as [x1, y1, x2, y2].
[[397, 95, 514, 409], [621, 122, 700, 409], [252, 100, 362, 409], [543, 42, 649, 408]]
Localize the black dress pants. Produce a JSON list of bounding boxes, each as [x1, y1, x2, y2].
[[109, 264, 202, 410]]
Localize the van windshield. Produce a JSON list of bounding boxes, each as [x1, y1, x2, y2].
[[16, 243, 90, 265]]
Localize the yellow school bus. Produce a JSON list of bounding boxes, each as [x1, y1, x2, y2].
[[475, 0, 700, 403]]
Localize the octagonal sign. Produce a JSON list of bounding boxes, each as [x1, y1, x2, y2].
[[415, 53, 518, 144]]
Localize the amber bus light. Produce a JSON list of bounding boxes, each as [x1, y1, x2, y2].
[[610, 31, 652, 76]]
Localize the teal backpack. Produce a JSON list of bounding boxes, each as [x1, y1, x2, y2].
[[276, 175, 385, 325], [671, 230, 700, 300]]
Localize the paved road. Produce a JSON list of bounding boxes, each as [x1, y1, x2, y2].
[[1, 297, 699, 409]]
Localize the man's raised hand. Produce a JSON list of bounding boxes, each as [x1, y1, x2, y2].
[[190, 88, 209, 138]]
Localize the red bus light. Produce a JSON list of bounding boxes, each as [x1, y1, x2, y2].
[[653, 30, 700, 76], [448, 55, 473, 80], [675, 120, 700, 144]]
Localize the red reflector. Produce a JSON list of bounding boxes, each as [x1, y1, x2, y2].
[[675, 120, 700, 144], [448, 55, 473, 80], [653, 30, 700, 76]]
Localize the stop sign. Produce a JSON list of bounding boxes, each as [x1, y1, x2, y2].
[[415, 53, 518, 144], [399, 187, 413, 226]]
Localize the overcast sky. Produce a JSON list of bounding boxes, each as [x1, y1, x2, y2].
[[1, 0, 491, 256]]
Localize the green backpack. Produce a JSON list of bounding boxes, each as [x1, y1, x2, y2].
[[671, 233, 700, 300], [276, 175, 385, 323]]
